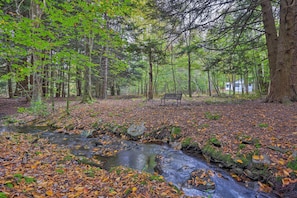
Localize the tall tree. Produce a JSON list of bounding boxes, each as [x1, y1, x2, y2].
[[30, 0, 45, 103], [261, 0, 297, 102], [150, 0, 297, 102]]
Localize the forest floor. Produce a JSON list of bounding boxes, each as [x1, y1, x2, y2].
[[0, 96, 297, 197]]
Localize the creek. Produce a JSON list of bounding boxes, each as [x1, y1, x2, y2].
[[1, 126, 274, 198]]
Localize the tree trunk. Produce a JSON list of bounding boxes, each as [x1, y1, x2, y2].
[[56, 69, 62, 98], [207, 70, 211, 96], [61, 70, 66, 98], [82, 37, 93, 103], [30, 0, 43, 103], [261, 0, 297, 102], [170, 46, 177, 93], [101, 14, 110, 100], [76, 70, 82, 96], [50, 50, 55, 112], [103, 47, 109, 99], [110, 79, 115, 96], [116, 84, 120, 95], [148, 48, 153, 100], [6, 61, 13, 98], [187, 51, 192, 97], [66, 58, 71, 115]]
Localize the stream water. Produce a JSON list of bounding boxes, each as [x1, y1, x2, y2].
[[1, 126, 275, 198]]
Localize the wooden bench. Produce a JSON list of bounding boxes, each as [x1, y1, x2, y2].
[[160, 93, 182, 105]]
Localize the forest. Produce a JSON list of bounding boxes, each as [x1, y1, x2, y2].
[[0, 0, 296, 104], [0, 1, 297, 198]]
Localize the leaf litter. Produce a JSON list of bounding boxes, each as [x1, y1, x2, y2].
[[1, 97, 297, 197]]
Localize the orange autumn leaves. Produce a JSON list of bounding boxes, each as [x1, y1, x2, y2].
[[0, 132, 181, 197]]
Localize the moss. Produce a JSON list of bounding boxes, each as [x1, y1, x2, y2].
[[238, 143, 246, 150], [181, 137, 198, 147], [202, 144, 234, 167], [235, 154, 250, 168], [209, 136, 221, 147], [170, 126, 182, 140], [287, 158, 297, 170]]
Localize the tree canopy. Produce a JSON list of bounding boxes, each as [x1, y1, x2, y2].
[[1, 0, 296, 103]]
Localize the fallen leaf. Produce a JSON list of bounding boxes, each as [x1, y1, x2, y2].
[[282, 178, 291, 186], [258, 182, 272, 193], [132, 187, 137, 192], [252, 155, 264, 160], [46, 190, 54, 196]]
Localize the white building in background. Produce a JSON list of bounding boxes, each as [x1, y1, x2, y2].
[[225, 80, 253, 92]]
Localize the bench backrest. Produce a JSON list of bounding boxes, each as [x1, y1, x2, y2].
[[164, 93, 182, 100]]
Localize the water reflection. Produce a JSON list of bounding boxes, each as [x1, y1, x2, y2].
[[1, 126, 274, 197]]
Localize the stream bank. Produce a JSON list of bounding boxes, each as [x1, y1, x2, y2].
[[1, 125, 276, 197]]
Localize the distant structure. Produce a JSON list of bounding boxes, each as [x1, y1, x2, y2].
[[225, 80, 253, 92]]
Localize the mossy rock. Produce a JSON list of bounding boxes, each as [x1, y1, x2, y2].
[[209, 136, 221, 147], [149, 126, 172, 142], [170, 126, 182, 141], [202, 144, 234, 168]]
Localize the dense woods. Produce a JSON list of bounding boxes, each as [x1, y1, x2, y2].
[[0, 0, 296, 104], [1, 1, 297, 197]]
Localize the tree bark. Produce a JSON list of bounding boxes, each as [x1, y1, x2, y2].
[[82, 37, 93, 103], [261, 0, 297, 102], [103, 46, 109, 99], [30, 0, 43, 103], [148, 48, 153, 100], [7, 62, 13, 98], [207, 70, 211, 96], [170, 45, 177, 93]]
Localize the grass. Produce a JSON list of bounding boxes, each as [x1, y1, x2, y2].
[[287, 158, 297, 170], [258, 123, 269, 128], [13, 173, 36, 184], [0, 192, 8, 198], [209, 136, 221, 147], [171, 126, 181, 140], [204, 111, 221, 120]]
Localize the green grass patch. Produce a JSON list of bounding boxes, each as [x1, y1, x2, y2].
[[238, 143, 246, 150], [0, 192, 8, 198], [24, 176, 36, 184], [17, 107, 27, 113], [84, 169, 96, 177], [287, 157, 297, 170], [4, 182, 14, 189], [258, 123, 269, 128], [29, 100, 49, 117], [171, 126, 181, 140], [4, 116, 18, 124], [209, 136, 221, 147], [13, 173, 36, 184], [204, 111, 221, 120], [181, 137, 198, 148], [149, 174, 164, 182], [55, 169, 64, 174]]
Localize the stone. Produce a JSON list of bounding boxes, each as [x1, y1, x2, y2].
[[252, 154, 271, 165], [127, 122, 146, 137]]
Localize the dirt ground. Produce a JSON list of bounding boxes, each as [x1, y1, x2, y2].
[[0, 97, 29, 120]]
